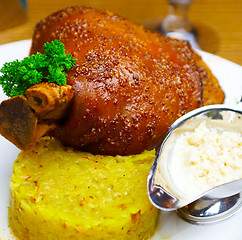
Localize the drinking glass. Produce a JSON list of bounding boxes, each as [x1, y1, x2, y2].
[[144, 0, 220, 53], [159, 0, 198, 48], [160, 0, 194, 33]]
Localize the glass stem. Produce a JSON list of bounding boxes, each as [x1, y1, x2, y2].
[[161, 2, 193, 33]]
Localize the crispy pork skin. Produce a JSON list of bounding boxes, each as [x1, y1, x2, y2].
[[30, 6, 224, 155]]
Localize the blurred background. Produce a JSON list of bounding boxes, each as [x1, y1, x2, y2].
[[0, 0, 241, 65]]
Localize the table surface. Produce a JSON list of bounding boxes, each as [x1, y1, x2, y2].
[[0, 0, 241, 66]]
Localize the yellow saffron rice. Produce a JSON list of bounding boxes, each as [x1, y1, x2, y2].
[[9, 137, 158, 240]]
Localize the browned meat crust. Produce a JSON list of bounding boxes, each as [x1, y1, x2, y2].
[[29, 6, 224, 155]]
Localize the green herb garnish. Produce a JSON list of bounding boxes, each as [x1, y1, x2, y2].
[[0, 40, 76, 97]]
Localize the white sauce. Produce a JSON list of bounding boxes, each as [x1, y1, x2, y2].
[[155, 114, 242, 201]]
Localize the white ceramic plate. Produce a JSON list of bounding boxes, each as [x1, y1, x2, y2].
[[0, 40, 241, 240]]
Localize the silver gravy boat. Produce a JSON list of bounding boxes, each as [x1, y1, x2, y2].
[[148, 104, 242, 224]]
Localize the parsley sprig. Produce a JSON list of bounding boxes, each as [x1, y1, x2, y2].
[[0, 40, 76, 97]]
